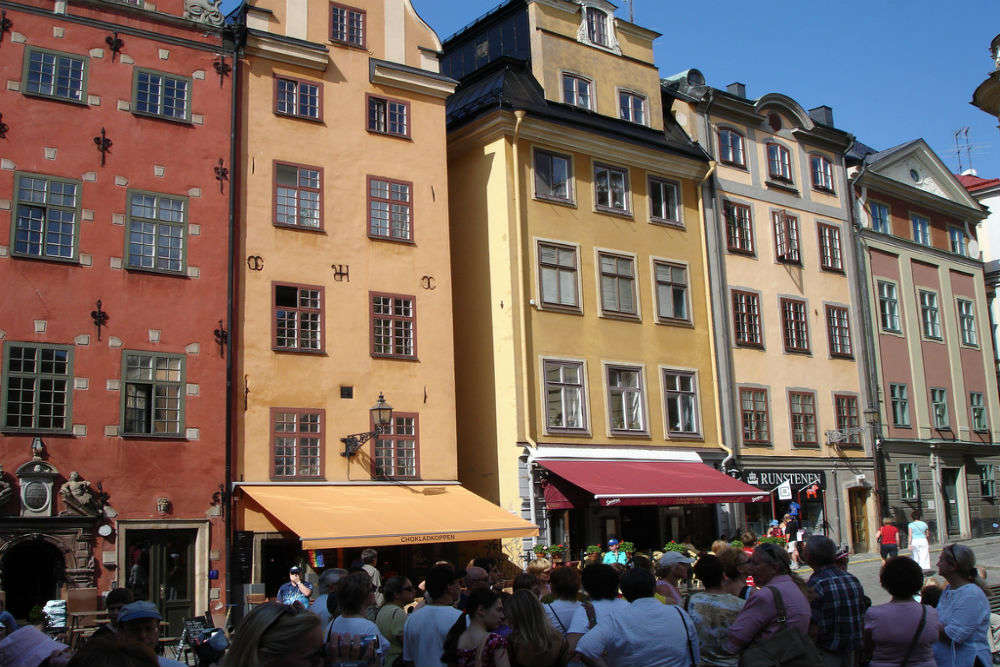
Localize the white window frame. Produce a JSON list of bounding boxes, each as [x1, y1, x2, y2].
[[617, 89, 647, 125], [970, 392, 988, 433], [869, 200, 891, 234], [810, 154, 834, 191], [660, 366, 701, 437], [648, 176, 681, 226], [717, 127, 746, 168], [651, 257, 690, 324], [535, 239, 582, 311], [919, 289, 942, 340], [561, 72, 593, 110], [603, 362, 647, 435], [981, 463, 996, 499], [949, 226, 968, 256], [595, 249, 639, 319], [957, 298, 978, 346], [576, 2, 620, 53], [900, 463, 919, 501], [931, 387, 949, 429], [541, 357, 589, 433], [911, 213, 930, 246], [766, 142, 793, 182], [593, 162, 631, 215], [877, 280, 902, 334], [890, 383, 910, 427], [533, 147, 575, 204]]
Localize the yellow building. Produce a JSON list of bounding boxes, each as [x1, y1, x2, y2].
[[443, 0, 763, 563], [665, 76, 877, 551], [232, 0, 534, 595]]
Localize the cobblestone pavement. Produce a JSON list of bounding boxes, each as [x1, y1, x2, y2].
[[793, 535, 1000, 605]]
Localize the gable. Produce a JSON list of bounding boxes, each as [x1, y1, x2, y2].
[[867, 140, 982, 210]]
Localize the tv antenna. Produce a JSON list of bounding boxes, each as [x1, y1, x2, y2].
[[625, 0, 634, 22], [951, 127, 989, 174]]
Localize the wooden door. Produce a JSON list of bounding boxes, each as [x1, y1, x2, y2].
[[125, 529, 196, 634], [848, 487, 869, 553], [942, 469, 961, 536]]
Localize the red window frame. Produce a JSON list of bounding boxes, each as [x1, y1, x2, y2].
[[270, 407, 325, 480], [826, 305, 853, 358], [366, 94, 410, 138], [739, 387, 771, 445], [810, 154, 834, 192], [273, 75, 323, 122], [772, 211, 800, 264], [717, 128, 746, 168], [329, 2, 366, 48], [780, 297, 809, 353], [371, 412, 419, 479], [367, 175, 413, 243], [789, 391, 818, 447], [732, 290, 763, 348], [273, 161, 324, 230], [370, 291, 417, 360], [766, 142, 792, 182], [834, 394, 861, 446], [724, 201, 754, 255], [272, 282, 325, 353], [817, 222, 843, 272]]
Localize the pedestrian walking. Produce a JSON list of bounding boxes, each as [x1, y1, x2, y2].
[[325, 572, 390, 657], [442, 588, 509, 667], [861, 556, 938, 667], [574, 568, 700, 667], [309, 568, 348, 627], [276, 565, 313, 607], [878, 519, 901, 564], [686, 553, 745, 667], [544, 567, 582, 637], [804, 535, 866, 667], [784, 515, 802, 570], [907, 511, 931, 572], [934, 544, 992, 667], [377, 576, 416, 667], [656, 551, 694, 605], [505, 589, 569, 666], [405, 565, 464, 667], [566, 564, 627, 653]]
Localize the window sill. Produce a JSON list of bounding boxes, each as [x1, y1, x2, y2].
[[371, 354, 420, 363], [835, 443, 864, 450], [371, 475, 421, 482], [599, 312, 641, 323], [784, 348, 812, 356], [274, 222, 326, 234], [727, 248, 757, 258], [367, 129, 412, 141], [791, 443, 821, 449], [742, 441, 773, 447], [961, 343, 981, 350], [776, 258, 802, 266], [10, 252, 81, 266], [132, 110, 194, 126], [594, 206, 633, 220], [272, 347, 327, 356], [538, 303, 584, 316], [830, 353, 855, 361], [271, 476, 326, 482], [1, 428, 73, 436], [812, 186, 837, 197], [368, 234, 415, 246], [125, 266, 188, 278], [609, 430, 651, 439], [719, 160, 748, 172], [274, 111, 324, 124], [120, 433, 188, 441], [22, 90, 89, 107], [766, 180, 799, 196], [880, 328, 905, 339], [329, 39, 367, 50], [735, 342, 765, 350], [656, 317, 693, 328], [891, 424, 913, 430], [920, 336, 945, 345], [534, 194, 577, 208], [666, 433, 704, 442], [650, 218, 685, 230], [544, 427, 592, 437], [820, 266, 846, 275]]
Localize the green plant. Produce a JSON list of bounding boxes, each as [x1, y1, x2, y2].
[[730, 539, 744, 549], [548, 543, 566, 556], [585, 544, 602, 555], [532, 544, 548, 555], [620, 541, 635, 553], [758, 535, 787, 546], [662, 541, 688, 553]]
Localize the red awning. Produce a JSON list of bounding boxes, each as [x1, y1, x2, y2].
[[538, 460, 767, 507]]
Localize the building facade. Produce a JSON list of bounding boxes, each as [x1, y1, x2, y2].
[[231, 0, 533, 599], [848, 139, 1000, 542], [0, 0, 232, 626], [665, 76, 876, 551], [444, 0, 762, 564]]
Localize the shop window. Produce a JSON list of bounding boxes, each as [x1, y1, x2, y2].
[[899, 463, 919, 502]]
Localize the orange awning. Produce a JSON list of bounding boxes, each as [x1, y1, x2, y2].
[[239, 484, 538, 548]]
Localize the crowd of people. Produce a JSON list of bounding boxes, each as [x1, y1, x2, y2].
[[0, 538, 994, 667]]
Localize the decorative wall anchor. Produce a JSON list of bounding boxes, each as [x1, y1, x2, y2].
[[105, 32, 123, 61], [156, 497, 172, 514], [0, 12, 12, 46], [0, 113, 8, 139], [214, 158, 229, 194], [421, 275, 437, 290], [243, 374, 251, 410], [90, 299, 109, 340], [247, 255, 264, 271], [183, 0, 224, 27], [212, 55, 231, 85], [213, 319, 228, 356], [332, 264, 350, 282], [93, 128, 112, 166]]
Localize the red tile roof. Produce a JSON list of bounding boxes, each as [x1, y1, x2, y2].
[[957, 173, 1000, 192]]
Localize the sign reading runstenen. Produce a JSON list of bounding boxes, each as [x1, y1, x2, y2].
[[743, 469, 825, 491]]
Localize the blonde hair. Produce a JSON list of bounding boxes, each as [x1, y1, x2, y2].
[[711, 540, 729, 555], [526, 558, 552, 577], [506, 589, 561, 653], [223, 603, 320, 667]]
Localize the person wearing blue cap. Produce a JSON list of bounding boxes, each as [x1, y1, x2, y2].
[[276, 566, 313, 607], [118, 601, 186, 667], [602, 539, 627, 565]]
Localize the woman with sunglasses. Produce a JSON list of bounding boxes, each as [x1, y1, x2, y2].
[[934, 544, 991, 667], [378, 577, 416, 667]]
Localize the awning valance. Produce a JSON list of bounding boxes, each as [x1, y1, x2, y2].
[[538, 460, 767, 507], [239, 484, 538, 548]]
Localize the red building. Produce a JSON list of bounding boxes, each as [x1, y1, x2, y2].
[[0, 0, 233, 627]]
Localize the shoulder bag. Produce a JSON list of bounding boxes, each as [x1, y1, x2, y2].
[[673, 606, 696, 667], [739, 585, 822, 667], [899, 606, 927, 667]]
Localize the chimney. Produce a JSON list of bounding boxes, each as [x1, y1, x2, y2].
[[726, 82, 746, 98], [808, 105, 834, 127]]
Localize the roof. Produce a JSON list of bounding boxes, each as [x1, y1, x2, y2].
[[446, 58, 708, 161], [846, 139, 923, 166], [956, 173, 1000, 192]]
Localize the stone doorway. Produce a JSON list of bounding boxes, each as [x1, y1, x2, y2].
[[2, 538, 65, 620]]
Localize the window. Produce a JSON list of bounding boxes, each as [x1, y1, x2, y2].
[[367, 95, 409, 137], [594, 163, 630, 213], [607, 366, 644, 433], [911, 214, 930, 246], [949, 226, 968, 256], [544, 360, 586, 431], [618, 91, 646, 125], [598, 253, 637, 317], [835, 395, 860, 446], [271, 409, 323, 479], [374, 413, 418, 478], [740, 388, 770, 444], [368, 177, 412, 242], [273, 284, 323, 352], [826, 305, 853, 358], [970, 392, 988, 432], [781, 298, 809, 353], [958, 299, 978, 346], [732, 291, 763, 347], [538, 242, 579, 309], [818, 223, 843, 271], [125, 191, 187, 274], [767, 143, 792, 182], [534, 150, 573, 202], [810, 154, 835, 191], [773, 211, 800, 264], [121, 351, 183, 436], [12, 173, 80, 261], [23, 47, 86, 102], [870, 202, 890, 233], [890, 383, 910, 427], [585, 7, 608, 46], [900, 463, 919, 501], [648, 177, 680, 225], [877, 281, 901, 333], [982, 464, 997, 499], [133, 69, 190, 121], [653, 261, 688, 322], [724, 201, 754, 254], [931, 388, 949, 429], [371, 293, 416, 359], [2, 343, 72, 432], [919, 290, 941, 339], [330, 3, 365, 47], [663, 370, 698, 435], [274, 163, 321, 229], [562, 73, 592, 110], [789, 392, 818, 446], [275, 76, 321, 120], [717, 128, 745, 167]]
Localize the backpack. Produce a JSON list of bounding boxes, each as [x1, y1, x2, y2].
[[739, 585, 822, 667]]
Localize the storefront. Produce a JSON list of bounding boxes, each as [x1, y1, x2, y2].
[[740, 469, 827, 539]]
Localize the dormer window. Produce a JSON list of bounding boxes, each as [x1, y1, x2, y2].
[[767, 143, 792, 182], [586, 7, 609, 46]]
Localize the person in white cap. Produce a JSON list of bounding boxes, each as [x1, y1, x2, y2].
[[656, 552, 694, 605], [118, 601, 186, 667]]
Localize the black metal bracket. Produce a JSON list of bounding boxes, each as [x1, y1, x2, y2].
[[0, 113, 8, 139], [0, 12, 12, 46], [213, 319, 228, 357], [214, 158, 229, 194], [247, 255, 264, 271], [93, 128, 112, 166], [332, 264, 350, 282], [243, 375, 250, 411], [213, 55, 231, 86], [105, 32, 123, 61], [340, 423, 388, 457], [90, 300, 109, 341]]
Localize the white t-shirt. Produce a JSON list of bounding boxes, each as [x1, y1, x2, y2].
[[326, 615, 390, 655], [403, 604, 462, 667], [567, 597, 629, 635], [545, 599, 581, 635], [576, 597, 700, 667], [309, 593, 332, 627]]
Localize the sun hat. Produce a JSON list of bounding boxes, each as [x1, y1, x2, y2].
[[657, 551, 694, 567], [118, 601, 163, 624], [607, 539, 619, 547]]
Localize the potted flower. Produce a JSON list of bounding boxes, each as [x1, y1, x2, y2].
[[759, 535, 787, 546], [730, 539, 744, 549], [532, 544, 548, 558], [548, 543, 566, 564], [620, 541, 635, 559], [662, 541, 688, 553], [585, 544, 602, 563]]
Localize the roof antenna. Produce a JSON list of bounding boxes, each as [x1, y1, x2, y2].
[[955, 128, 965, 173], [626, 0, 634, 22]]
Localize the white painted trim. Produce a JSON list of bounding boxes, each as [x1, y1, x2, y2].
[[234, 480, 461, 487], [528, 444, 701, 462], [537, 354, 592, 435], [284, 0, 308, 40], [385, 0, 404, 64], [369, 62, 456, 99], [244, 34, 329, 71]]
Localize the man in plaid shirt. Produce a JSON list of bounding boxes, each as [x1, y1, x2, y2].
[[805, 535, 868, 667]]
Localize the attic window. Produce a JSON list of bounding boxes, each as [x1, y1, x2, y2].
[[768, 113, 782, 131], [586, 8, 609, 46]]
